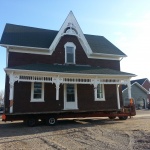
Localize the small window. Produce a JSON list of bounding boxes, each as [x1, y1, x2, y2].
[[31, 82, 44, 102], [95, 84, 105, 101], [64, 42, 76, 64]]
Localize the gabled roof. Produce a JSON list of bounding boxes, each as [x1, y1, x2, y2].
[[5, 63, 135, 77], [122, 82, 149, 94], [130, 78, 148, 85], [84, 34, 125, 55], [0, 24, 126, 56], [0, 23, 58, 48]]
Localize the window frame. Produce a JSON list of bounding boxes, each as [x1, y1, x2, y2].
[[95, 84, 105, 101], [64, 42, 76, 64], [31, 82, 45, 102]]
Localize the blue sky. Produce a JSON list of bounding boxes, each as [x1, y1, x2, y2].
[[0, 0, 150, 90]]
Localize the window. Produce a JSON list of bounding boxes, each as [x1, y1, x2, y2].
[[66, 46, 74, 63], [66, 84, 75, 102], [31, 82, 44, 102], [95, 84, 105, 101], [64, 42, 76, 64]]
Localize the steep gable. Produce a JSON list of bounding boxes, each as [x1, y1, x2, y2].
[[0, 11, 127, 60]]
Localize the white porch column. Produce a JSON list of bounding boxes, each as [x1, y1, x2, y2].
[[127, 80, 132, 99], [9, 73, 15, 113], [55, 83, 60, 100], [53, 76, 60, 100], [116, 85, 120, 109], [93, 79, 98, 100]]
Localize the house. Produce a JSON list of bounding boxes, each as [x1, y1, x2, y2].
[[122, 78, 150, 109], [0, 11, 135, 115]]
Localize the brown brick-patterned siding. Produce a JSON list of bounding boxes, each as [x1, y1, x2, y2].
[[8, 35, 120, 70], [6, 82, 121, 113], [5, 35, 123, 113]]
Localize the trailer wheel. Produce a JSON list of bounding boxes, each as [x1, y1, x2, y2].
[[109, 116, 116, 119], [119, 116, 128, 120], [27, 118, 37, 127], [47, 117, 57, 126]]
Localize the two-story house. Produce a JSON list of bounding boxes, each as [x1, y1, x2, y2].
[[0, 12, 135, 125]]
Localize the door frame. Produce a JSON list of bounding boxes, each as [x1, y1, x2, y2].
[[64, 84, 78, 110]]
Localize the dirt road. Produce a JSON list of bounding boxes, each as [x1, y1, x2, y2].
[[0, 110, 150, 150]]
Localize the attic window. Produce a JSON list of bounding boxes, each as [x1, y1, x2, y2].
[[64, 42, 76, 64]]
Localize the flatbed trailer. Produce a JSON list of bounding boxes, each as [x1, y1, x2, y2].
[[2, 105, 136, 127]]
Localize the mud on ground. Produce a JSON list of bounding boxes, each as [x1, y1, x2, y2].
[[0, 110, 150, 150]]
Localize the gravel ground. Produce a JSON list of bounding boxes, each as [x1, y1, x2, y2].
[[0, 110, 150, 150]]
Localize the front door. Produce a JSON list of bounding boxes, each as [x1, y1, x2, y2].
[[64, 84, 78, 110]]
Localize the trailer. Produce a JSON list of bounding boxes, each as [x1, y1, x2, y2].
[[2, 105, 136, 127]]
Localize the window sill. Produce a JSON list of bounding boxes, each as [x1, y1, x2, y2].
[[95, 99, 105, 101], [30, 99, 45, 102]]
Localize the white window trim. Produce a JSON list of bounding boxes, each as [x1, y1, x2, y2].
[[95, 84, 105, 101], [64, 42, 76, 64], [31, 82, 45, 102]]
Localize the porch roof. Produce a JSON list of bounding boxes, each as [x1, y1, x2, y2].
[[6, 63, 135, 77]]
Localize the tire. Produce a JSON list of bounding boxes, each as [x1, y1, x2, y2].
[[27, 118, 37, 127], [47, 117, 57, 126], [109, 116, 116, 119], [119, 116, 128, 120]]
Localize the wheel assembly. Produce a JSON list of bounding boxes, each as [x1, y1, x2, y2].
[[47, 117, 57, 126]]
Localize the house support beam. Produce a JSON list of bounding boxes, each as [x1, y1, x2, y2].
[[116, 85, 120, 109]]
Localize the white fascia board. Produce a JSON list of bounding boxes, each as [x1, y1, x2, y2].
[[88, 55, 123, 61], [49, 11, 93, 55], [4, 68, 135, 79], [9, 48, 50, 55], [90, 52, 127, 58], [0, 44, 49, 51]]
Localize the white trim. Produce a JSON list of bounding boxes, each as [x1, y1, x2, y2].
[[0, 44, 49, 51], [95, 84, 105, 101], [116, 85, 120, 109], [90, 52, 127, 57], [6, 47, 9, 67], [122, 82, 149, 94], [5, 68, 135, 78], [64, 42, 76, 64], [49, 11, 92, 56], [30, 82, 45, 102], [9, 73, 15, 113], [9, 48, 50, 55], [64, 84, 78, 110]]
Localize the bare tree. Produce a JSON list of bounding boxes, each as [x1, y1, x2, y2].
[[0, 90, 4, 107]]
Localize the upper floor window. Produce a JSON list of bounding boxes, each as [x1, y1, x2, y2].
[[31, 82, 44, 102], [64, 42, 76, 64]]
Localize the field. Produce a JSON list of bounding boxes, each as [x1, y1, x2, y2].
[[0, 110, 150, 150]]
